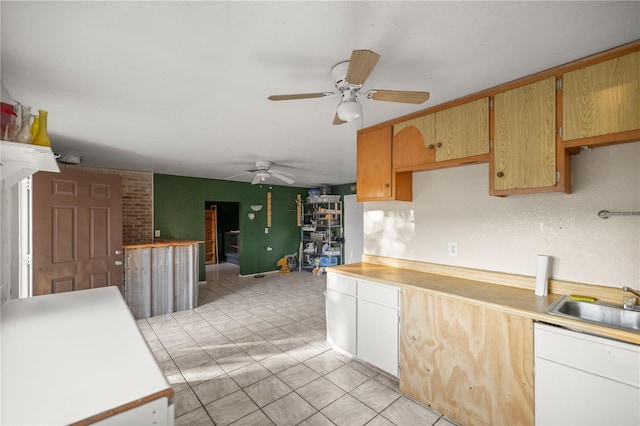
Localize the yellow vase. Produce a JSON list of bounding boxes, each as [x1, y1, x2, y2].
[[30, 115, 39, 141], [32, 110, 50, 147]]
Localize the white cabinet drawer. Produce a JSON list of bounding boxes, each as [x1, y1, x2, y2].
[[535, 323, 640, 388], [327, 273, 357, 296], [357, 280, 399, 308]]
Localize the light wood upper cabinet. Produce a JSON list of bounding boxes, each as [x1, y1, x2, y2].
[[393, 98, 489, 171], [563, 51, 640, 142], [393, 114, 435, 169], [434, 97, 489, 161], [357, 126, 412, 202], [400, 288, 534, 426], [492, 76, 557, 193]]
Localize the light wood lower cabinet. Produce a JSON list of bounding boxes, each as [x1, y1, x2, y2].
[[400, 288, 534, 426]]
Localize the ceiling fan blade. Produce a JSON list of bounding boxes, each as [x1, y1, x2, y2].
[[270, 172, 295, 185], [224, 171, 251, 180], [251, 174, 262, 185], [346, 50, 380, 86], [268, 92, 334, 101], [365, 89, 430, 104], [332, 112, 347, 125], [270, 168, 294, 177]]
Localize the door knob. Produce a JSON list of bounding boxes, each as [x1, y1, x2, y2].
[[115, 260, 123, 266], [115, 250, 122, 255]]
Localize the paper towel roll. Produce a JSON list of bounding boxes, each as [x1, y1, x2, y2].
[[535, 255, 550, 296]]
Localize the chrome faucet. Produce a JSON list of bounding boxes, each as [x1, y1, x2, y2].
[[622, 286, 640, 311]]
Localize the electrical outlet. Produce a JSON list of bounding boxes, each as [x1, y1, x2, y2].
[[155, 230, 160, 238], [448, 242, 459, 256], [265, 227, 269, 234]]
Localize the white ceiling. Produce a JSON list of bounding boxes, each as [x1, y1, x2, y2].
[[2, 1, 639, 188]]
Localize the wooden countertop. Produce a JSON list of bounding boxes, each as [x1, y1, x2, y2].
[[123, 239, 203, 249], [329, 262, 640, 345], [1, 287, 173, 425]]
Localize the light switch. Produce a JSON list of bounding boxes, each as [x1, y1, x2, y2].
[[155, 230, 161, 238]]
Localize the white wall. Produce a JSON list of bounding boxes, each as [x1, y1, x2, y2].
[[364, 142, 640, 287]]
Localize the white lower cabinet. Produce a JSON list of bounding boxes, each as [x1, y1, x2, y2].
[[326, 273, 400, 376], [534, 322, 640, 426], [357, 280, 399, 376], [326, 274, 357, 355]]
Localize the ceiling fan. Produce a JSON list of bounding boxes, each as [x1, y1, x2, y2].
[[225, 160, 295, 185], [268, 49, 430, 125]]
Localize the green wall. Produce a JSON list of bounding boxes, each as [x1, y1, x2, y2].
[[154, 174, 309, 280]]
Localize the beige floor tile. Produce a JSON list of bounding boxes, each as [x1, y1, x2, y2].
[[217, 350, 255, 373], [381, 396, 441, 426], [296, 377, 346, 410], [321, 394, 377, 426], [193, 374, 241, 405], [324, 364, 369, 392], [259, 352, 299, 374], [204, 390, 259, 426], [351, 379, 401, 412], [173, 349, 214, 371], [286, 342, 324, 362], [229, 409, 275, 426], [263, 392, 317, 426], [243, 376, 292, 407], [228, 361, 272, 388], [246, 342, 283, 361], [373, 373, 400, 392], [297, 412, 335, 426], [175, 407, 215, 426], [181, 360, 226, 385], [277, 363, 321, 389], [366, 415, 396, 426], [303, 350, 347, 375], [174, 388, 202, 417]]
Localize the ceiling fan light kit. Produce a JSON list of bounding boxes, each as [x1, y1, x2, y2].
[[268, 49, 430, 125], [336, 89, 362, 122]]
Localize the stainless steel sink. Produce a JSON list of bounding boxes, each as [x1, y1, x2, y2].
[[547, 296, 640, 333]]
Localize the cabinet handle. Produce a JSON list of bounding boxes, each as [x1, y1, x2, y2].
[[427, 144, 435, 149], [436, 142, 442, 148], [496, 172, 504, 178], [384, 183, 390, 188]]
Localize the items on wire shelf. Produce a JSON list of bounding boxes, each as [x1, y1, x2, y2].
[[300, 191, 343, 273]]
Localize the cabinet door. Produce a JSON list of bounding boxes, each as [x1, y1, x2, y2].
[[357, 298, 399, 376], [325, 289, 356, 355], [393, 114, 435, 169], [493, 76, 556, 191], [435, 97, 489, 162], [563, 51, 640, 141], [400, 289, 534, 426], [357, 126, 412, 201]]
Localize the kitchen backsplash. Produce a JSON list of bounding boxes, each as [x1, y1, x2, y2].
[[363, 142, 640, 287]]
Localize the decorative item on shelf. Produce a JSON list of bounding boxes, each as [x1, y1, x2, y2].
[[32, 110, 51, 147], [30, 114, 39, 140], [16, 105, 32, 144], [1, 81, 19, 141]]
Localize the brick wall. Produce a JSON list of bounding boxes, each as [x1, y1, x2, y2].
[[60, 164, 153, 245]]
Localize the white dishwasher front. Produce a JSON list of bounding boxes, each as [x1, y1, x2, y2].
[[534, 322, 640, 426]]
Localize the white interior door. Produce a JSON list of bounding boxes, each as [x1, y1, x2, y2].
[[343, 194, 363, 264]]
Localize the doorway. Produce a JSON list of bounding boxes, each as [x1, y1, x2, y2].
[[204, 201, 239, 264], [205, 206, 218, 264]]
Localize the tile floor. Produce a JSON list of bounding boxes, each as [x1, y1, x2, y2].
[[137, 263, 456, 426]]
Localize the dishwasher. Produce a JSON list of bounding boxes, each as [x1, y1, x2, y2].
[[534, 322, 640, 426]]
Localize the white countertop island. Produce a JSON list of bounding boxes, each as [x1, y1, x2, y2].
[[1, 286, 173, 425]]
